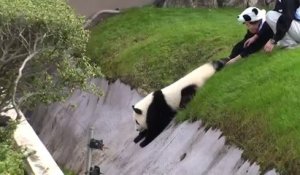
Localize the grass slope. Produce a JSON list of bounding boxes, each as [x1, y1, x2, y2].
[[87, 7, 242, 91], [87, 6, 300, 175], [177, 49, 300, 174]]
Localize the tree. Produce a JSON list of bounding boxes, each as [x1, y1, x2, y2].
[[0, 0, 101, 117]]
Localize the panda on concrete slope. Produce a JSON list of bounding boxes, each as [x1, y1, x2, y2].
[[132, 61, 223, 147]]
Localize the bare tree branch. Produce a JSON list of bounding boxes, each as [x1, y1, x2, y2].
[[0, 95, 11, 113], [0, 47, 7, 61], [11, 32, 47, 119], [19, 29, 30, 52], [1, 105, 14, 113], [3, 52, 28, 64], [17, 92, 43, 106], [34, 33, 47, 51], [12, 51, 38, 119]]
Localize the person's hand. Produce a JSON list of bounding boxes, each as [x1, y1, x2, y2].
[[264, 40, 275, 53], [244, 34, 258, 47]]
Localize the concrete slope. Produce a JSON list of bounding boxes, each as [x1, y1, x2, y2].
[[29, 79, 278, 175]]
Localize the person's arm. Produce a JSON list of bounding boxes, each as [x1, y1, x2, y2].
[[228, 31, 253, 59], [241, 23, 274, 56], [264, 39, 276, 53], [226, 24, 273, 64], [244, 34, 259, 47], [273, 0, 297, 43]]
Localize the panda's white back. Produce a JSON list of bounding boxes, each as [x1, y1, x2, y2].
[[134, 92, 154, 111], [162, 63, 216, 110]]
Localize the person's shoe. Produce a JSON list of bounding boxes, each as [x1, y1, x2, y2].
[[277, 41, 299, 49], [286, 44, 300, 49]]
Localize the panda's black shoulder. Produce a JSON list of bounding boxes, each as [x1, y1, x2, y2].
[[153, 90, 163, 96], [148, 90, 175, 124], [152, 90, 165, 102]]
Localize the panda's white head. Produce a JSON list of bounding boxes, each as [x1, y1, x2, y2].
[[132, 105, 147, 131], [132, 93, 153, 131], [237, 7, 266, 23]]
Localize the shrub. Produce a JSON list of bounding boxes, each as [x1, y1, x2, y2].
[[0, 0, 101, 115], [0, 123, 24, 175]]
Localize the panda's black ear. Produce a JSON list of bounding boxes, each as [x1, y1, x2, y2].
[[132, 105, 143, 115], [243, 15, 251, 22], [252, 8, 258, 15]]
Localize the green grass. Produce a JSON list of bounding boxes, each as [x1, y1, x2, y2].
[[87, 7, 242, 91], [177, 49, 300, 174], [87, 6, 300, 175], [63, 168, 76, 175]]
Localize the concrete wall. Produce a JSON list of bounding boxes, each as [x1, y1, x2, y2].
[[67, 0, 154, 17], [2, 109, 63, 175]]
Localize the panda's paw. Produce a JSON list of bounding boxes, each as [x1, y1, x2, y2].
[[134, 137, 140, 143], [212, 58, 230, 71], [212, 60, 224, 71], [134, 130, 147, 143], [139, 141, 148, 147]]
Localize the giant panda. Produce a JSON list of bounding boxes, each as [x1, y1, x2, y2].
[[132, 61, 223, 147]]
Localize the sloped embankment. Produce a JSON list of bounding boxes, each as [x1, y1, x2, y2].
[[29, 78, 278, 175]]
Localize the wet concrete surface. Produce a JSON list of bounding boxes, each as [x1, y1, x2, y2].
[[29, 78, 278, 175]]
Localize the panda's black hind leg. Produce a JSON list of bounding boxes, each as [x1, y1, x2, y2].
[[134, 130, 147, 143]]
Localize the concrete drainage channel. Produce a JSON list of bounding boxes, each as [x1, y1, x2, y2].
[[28, 78, 278, 175], [2, 109, 63, 175]]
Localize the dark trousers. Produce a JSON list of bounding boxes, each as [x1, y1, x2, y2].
[[229, 40, 245, 59]]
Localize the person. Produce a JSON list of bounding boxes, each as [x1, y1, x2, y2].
[[264, 0, 300, 52], [216, 7, 274, 68]]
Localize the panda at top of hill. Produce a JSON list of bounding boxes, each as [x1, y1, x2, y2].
[[132, 61, 223, 147]]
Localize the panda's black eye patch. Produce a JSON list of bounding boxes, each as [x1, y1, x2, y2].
[[243, 15, 251, 22], [135, 120, 140, 125], [132, 106, 143, 115]]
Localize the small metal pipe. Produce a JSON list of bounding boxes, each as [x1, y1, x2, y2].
[[85, 127, 94, 174]]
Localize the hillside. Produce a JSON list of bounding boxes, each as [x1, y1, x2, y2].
[[87, 7, 242, 90], [87, 7, 300, 174]]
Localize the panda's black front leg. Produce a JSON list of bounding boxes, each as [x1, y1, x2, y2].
[[134, 130, 147, 143], [139, 129, 159, 147]]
